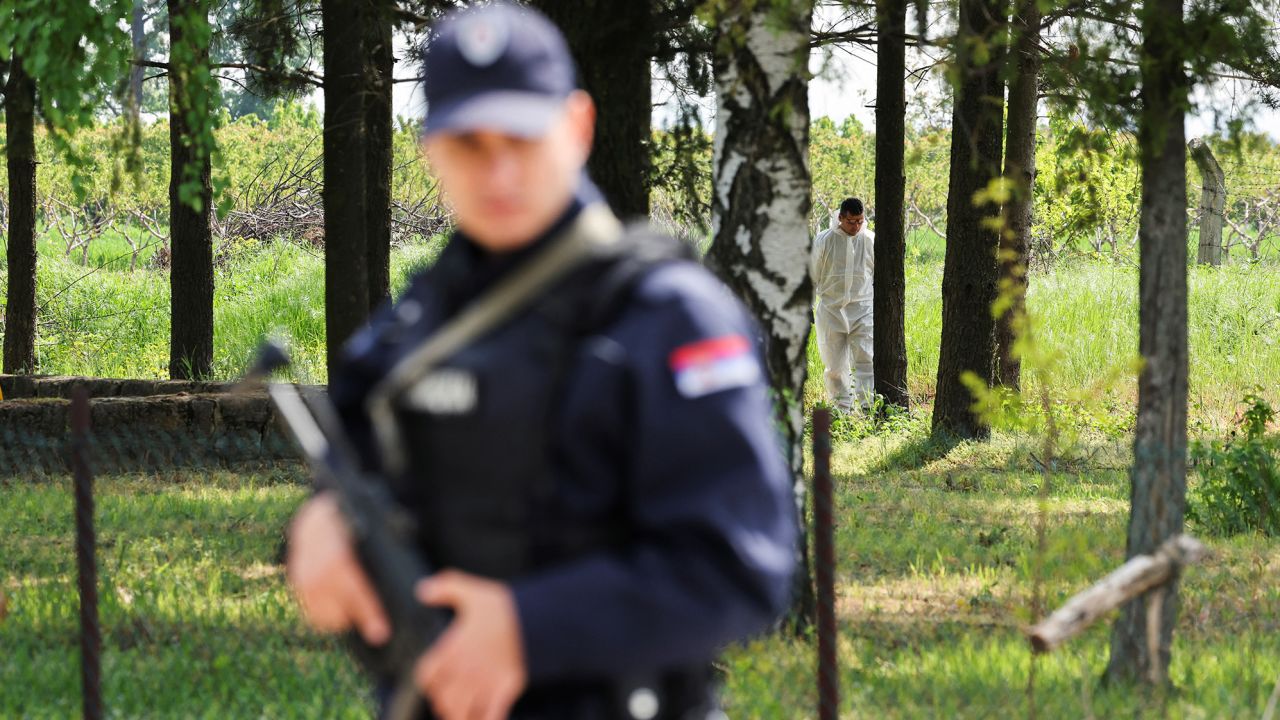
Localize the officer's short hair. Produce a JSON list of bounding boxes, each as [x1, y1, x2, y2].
[[839, 198, 864, 217]]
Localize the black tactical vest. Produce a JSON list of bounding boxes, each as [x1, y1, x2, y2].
[[384, 228, 716, 720]]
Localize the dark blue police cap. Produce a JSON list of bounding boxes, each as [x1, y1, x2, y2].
[[423, 2, 577, 138]]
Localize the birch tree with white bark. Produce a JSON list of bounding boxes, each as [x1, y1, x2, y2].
[[703, 0, 815, 626]]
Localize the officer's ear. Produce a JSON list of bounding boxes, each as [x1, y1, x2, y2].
[[564, 90, 596, 164]]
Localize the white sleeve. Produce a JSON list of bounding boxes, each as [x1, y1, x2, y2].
[[809, 231, 827, 295]]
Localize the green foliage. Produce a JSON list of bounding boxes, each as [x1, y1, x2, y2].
[[1, 0, 135, 198], [226, 0, 317, 100], [650, 125, 712, 236], [1189, 392, 1280, 536], [0, 101, 446, 382], [22, 232, 448, 385], [810, 115, 874, 227], [0, 100, 433, 221], [1042, 0, 1280, 145], [1035, 114, 1142, 259], [168, 0, 224, 215], [820, 401, 929, 444]]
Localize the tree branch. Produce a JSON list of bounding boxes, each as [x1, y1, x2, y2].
[[654, 0, 701, 33], [134, 59, 323, 87], [810, 23, 877, 49]]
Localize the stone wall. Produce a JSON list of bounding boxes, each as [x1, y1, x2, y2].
[[0, 374, 232, 400], [0, 376, 307, 475]]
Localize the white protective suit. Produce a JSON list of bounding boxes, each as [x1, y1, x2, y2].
[[811, 220, 875, 411]]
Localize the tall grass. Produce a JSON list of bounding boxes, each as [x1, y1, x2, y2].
[[17, 232, 447, 384], [7, 224, 1278, 428], [809, 228, 1279, 429]]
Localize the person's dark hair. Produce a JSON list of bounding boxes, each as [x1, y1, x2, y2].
[[839, 198, 864, 216]]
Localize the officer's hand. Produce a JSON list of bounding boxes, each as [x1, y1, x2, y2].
[[413, 570, 527, 720], [286, 492, 390, 646]]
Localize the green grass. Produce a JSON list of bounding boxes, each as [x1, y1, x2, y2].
[[10, 226, 1280, 429], [3, 226, 1279, 716], [719, 419, 1280, 718], [1, 470, 375, 718], [15, 231, 447, 384], [4, 421, 1278, 717], [836, 229, 1279, 433]]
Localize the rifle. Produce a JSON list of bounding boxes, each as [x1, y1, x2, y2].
[[243, 339, 450, 720]]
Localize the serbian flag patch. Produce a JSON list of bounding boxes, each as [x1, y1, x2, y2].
[[669, 334, 762, 398]]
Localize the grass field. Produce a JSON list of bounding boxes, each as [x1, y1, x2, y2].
[[725, 420, 1280, 718], [3, 230, 1279, 717], [11, 227, 1279, 430], [4, 421, 1279, 718], [23, 229, 448, 385], [1, 470, 372, 718]]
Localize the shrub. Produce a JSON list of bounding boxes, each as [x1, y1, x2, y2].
[[1188, 392, 1280, 536]]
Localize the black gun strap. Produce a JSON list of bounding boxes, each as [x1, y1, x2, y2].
[[365, 203, 625, 478]]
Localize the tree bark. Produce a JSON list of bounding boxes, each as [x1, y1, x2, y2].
[[365, 0, 394, 309], [322, 0, 371, 376], [996, 0, 1042, 390], [932, 0, 1006, 438], [704, 0, 815, 630], [1105, 0, 1189, 687], [129, 0, 146, 119], [1189, 138, 1224, 267], [168, 0, 215, 380], [873, 0, 910, 410], [4, 54, 38, 375], [530, 0, 652, 220]]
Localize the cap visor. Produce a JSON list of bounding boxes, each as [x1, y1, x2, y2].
[[424, 91, 567, 138]]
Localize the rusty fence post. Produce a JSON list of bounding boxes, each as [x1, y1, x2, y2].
[[813, 408, 838, 720], [71, 386, 103, 720]]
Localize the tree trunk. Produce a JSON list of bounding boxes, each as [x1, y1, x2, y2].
[[996, 0, 1042, 391], [932, 0, 1006, 438], [4, 54, 38, 375], [1189, 138, 1224, 267], [704, 0, 815, 630], [129, 0, 146, 119], [322, 0, 371, 376], [873, 0, 910, 410], [1105, 0, 1189, 687], [531, 0, 651, 220], [365, 0, 393, 309], [168, 0, 215, 380]]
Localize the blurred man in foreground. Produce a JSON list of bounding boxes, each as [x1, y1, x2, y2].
[[286, 4, 796, 718]]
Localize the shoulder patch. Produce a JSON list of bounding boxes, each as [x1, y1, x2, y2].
[[668, 334, 762, 399]]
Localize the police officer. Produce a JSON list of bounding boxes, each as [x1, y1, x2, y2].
[[285, 4, 797, 719]]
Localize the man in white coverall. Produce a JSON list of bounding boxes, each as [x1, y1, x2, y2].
[[811, 197, 874, 412]]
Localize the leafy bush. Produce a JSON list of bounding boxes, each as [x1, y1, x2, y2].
[[1188, 392, 1280, 536]]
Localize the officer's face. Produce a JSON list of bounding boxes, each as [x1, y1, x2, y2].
[[424, 91, 596, 253]]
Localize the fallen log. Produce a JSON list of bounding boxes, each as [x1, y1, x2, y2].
[[1027, 534, 1208, 654]]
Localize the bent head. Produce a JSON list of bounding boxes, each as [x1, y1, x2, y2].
[[837, 197, 865, 236], [420, 2, 594, 252]]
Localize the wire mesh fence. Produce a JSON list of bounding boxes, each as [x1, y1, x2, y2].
[[2, 383, 1279, 718], [0, 384, 833, 719]]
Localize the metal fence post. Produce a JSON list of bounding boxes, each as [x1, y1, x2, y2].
[[71, 386, 103, 720], [813, 408, 838, 719]]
